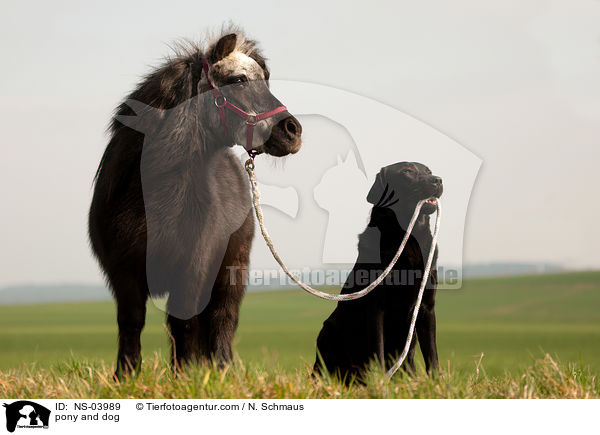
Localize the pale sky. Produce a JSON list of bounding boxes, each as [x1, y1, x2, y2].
[[0, 0, 599, 286]]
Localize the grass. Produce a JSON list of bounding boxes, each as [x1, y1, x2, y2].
[[0, 271, 599, 398], [0, 354, 596, 399]]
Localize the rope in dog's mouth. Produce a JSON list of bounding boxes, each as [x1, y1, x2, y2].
[[244, 158, 441, 379]]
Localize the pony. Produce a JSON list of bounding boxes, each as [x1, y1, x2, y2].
[[88, 29, 302, 378]]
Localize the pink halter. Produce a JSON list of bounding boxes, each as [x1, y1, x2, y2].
[[201, 58, 288, 158]]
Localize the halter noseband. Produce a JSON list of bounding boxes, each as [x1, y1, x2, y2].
[[201, 58, 288, 158]]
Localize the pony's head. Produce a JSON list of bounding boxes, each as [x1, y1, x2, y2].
[[201, 32, 302, 157]]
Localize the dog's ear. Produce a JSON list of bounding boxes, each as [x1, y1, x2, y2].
[[367, 170, 387, 205]]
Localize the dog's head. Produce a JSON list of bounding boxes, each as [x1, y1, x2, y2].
[[367, 162, 443, 215]]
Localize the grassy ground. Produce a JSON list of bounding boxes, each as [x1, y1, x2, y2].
[[0, 271, 598, 398], [0, 354, 597, 399]]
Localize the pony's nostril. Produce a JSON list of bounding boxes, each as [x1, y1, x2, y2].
[[285, 118, 298, 136]]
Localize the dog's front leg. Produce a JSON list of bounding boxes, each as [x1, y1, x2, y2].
[[416, 287, 439, 373], [375, 307, 385, 368]]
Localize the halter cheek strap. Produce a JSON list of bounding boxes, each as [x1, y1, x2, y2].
[[201, 58, 288, 158]]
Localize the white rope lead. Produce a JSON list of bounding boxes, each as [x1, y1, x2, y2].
[[245, 159, 441, 378], [386, 195, 441, 378]]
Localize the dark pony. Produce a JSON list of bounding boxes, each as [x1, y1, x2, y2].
[[89, 29, 302, 378]]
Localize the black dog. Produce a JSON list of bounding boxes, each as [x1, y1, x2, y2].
[[314, 162, 442, 382]]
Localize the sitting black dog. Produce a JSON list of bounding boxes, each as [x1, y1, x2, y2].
[[313, 162, 443, 382]]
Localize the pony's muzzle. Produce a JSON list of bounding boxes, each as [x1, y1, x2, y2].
[[256, 114, 302, 157]]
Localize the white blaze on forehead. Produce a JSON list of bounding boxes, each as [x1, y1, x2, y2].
[[217, 51, 264, 80]]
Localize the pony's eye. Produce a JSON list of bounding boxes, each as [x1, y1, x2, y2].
[[231, 76, 247, 88]]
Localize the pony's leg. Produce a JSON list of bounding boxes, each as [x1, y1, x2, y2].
[[166, 313, 200, 370], [195, 311, 210, 361], [203, 212, 253, 367], [114, 274, 148, 379], [205, 259, 247, 366]]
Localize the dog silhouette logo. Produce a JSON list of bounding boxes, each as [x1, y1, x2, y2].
[[3, 401, 50, 433], [246, 82, 481, 289], [314, 150, 370, 263]]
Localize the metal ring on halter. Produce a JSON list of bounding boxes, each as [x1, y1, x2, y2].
[[246, 115, 257, 126], [245, 158, 255, 171], [214, 95, 227, 108]]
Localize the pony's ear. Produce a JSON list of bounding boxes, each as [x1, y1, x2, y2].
[[211, 34, 237, 62], [367, 170, 387, 205]]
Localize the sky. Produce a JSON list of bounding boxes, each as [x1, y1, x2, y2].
[[0, 0, 599, 286]]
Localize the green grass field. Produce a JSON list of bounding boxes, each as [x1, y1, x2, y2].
[[0, 271, 599, 398]]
